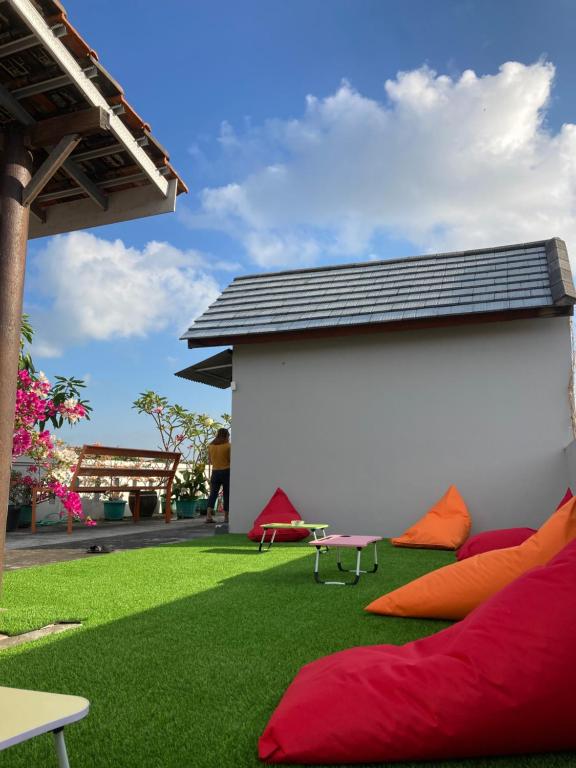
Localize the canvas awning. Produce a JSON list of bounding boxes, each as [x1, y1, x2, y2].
[[175, 349, 232, 390]]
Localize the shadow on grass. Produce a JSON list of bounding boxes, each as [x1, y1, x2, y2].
[[0, 537, 572, 768], [202, 547, 267, 556]]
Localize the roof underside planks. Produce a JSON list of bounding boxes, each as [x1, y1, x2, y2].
[[182, 238, 576, 348], [0, 0, 186, 236]]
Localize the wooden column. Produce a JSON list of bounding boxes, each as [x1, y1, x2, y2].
[[0, 124, 32, 592]]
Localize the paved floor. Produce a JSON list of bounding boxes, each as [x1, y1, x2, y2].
[[4, 516, 221, 570]]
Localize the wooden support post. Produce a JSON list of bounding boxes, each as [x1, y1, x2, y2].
[[0, 124, 32, 592], [133, 490, 141, 524], [31, 486, 37, 534], [165, 480, 173, 524], [22, 134, 81, 206]]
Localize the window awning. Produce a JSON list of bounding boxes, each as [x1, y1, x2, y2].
[[175, 349, 232, 390]]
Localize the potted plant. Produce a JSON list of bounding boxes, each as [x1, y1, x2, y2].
[[172, 465, 208, 518], [7, 478, 22, 532], [128, 489, 158, 518], [102, 489, 127, 521], [10, 470, 34, 528]]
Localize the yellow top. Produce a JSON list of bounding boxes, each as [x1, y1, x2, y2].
[[208, 442, 231, 470]]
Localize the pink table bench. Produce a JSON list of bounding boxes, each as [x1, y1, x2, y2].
[[309, 534, 382, 586]]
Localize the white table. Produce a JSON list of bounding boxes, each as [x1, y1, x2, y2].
[[309, 534, 383, 585], [0, 686, 89, 767]]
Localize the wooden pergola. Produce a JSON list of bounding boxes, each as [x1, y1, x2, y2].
[[0, 0, 187, 589]]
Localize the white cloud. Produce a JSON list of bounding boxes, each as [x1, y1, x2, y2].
[[183, 61, 576, 267], [29, 232, 221, 356]]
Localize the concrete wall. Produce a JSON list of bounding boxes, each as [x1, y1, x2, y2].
[[229, 317, 574, 536], [563, 439, 576, 489]]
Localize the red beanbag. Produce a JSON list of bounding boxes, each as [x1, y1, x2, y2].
[[247, 488, 309, 542], [456, 489, 573, 561], [456, 527, 536, 560], [259, 539, 576, 764], [557, 487, 574, 509]]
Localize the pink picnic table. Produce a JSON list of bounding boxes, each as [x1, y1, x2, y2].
[[309, 534, 383, 586]]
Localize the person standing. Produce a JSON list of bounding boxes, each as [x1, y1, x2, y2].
[[206, 428, 230, 524]]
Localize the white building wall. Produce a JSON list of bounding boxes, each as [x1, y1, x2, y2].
[[229, 317, 573, 536]]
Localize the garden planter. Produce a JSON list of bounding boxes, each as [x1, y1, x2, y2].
[[159, 496, 176, 516], [103, 499, 127, 521], [175, 499, 198, 519], [128, 492, 158, 518], [18, 504, 32, 529], [194, 498, 208, 516], [6, 505, 21, 532]]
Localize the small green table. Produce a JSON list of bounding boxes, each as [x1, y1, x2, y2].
[[259, 522, 330, 552]]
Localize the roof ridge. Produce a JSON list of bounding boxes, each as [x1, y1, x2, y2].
[[232, 239, 550, 282]]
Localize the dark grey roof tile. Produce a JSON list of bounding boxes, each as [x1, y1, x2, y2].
[[182, 239, 573, 344]]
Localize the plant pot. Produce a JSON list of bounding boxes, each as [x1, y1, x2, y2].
[[159, 496, 176, 516], [175, 499, 198, 519], [6, 505, 20, 532], [128, 492, 158, 519], [18, 504, 32, 529], [194, 498, 208, 516], [103, 499, 127, 521]]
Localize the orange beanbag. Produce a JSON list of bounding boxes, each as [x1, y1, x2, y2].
[[391, 485, 471, 550], [366, 495, 576, 620]]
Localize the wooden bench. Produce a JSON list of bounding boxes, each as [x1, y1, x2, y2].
[[31, 445, 181, 534]]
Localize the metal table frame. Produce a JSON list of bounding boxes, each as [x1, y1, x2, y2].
[[258, 523, 329, 552], [310, 535, 382, 586]]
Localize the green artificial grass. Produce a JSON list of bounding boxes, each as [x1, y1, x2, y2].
[[0, 536, 573, 768]]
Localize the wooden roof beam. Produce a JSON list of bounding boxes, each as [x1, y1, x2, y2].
[[8, 0, 169, 197], [22, 132, 80, 205], [61, 156, 107, 209], [30, 202, 45, 222], [71, 141, 124, 162], [12, 65, 97, 100], [0, 91, 109, 210], [0, 33, 38, 57], [0, 82, 34, 125], [29, 178, 178, 238], [28, 106, 110, 148]]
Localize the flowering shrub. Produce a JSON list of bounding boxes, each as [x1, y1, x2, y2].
[[11, 319, 94, 526], [132, 391, 230, 467]]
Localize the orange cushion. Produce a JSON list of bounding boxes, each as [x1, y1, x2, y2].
[[366, 495, 576, 620], [391, 485, 471, 550]]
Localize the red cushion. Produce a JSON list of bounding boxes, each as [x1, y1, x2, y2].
[[457, 489, 573, 561], [259, 539, 576, 764], [557, 487, 574, 509], [247, 488, 309, 542], [456, 527, 536, 560]]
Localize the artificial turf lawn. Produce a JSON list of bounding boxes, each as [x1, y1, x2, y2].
[[0, 536, 574, 768]]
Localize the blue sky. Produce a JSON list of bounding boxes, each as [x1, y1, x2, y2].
[[26, 0, 576, 448]]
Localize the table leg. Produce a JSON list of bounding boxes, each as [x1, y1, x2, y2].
[[258, 528, 277, 553], [311, 529, 329, 553], [337, 544, 379, 574], [53, 728, 70, 768], [314, 545, 361, 586]]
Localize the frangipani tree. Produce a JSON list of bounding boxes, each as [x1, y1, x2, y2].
[[133, 391, 230, 468]]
